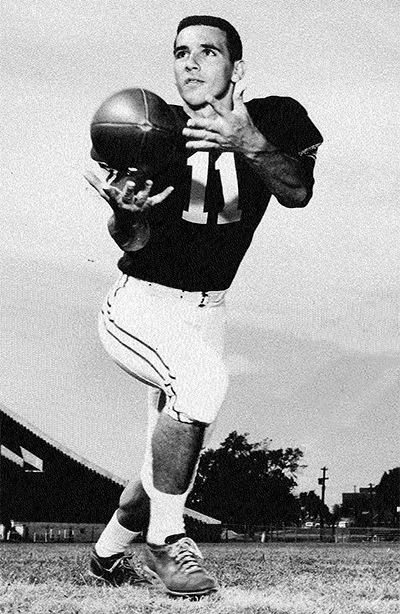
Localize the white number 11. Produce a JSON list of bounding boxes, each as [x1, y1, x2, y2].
[[182, 152, 242, 225]]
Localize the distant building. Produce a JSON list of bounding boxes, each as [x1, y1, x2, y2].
[[0, 404, 221, 542], [342, 486, 377, 526]]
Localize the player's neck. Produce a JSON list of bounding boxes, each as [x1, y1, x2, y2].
[[182, 92, 233, 119], [182, 103, 214, 119]]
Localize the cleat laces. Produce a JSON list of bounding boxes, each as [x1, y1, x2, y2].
[[170, 538, 204, 574]]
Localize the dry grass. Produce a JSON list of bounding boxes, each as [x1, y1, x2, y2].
[[0, 542, 399, 613]]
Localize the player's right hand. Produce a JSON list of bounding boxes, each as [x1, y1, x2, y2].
[[83, 170, 174, 216]]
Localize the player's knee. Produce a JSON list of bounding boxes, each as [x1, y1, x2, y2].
[[119, 479, 149, 511], [119, 479, 150, 527]]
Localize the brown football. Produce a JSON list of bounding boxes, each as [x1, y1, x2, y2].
[[90, 88, 178, 175]]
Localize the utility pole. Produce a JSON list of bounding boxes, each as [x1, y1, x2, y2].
[[318, 467, 329, 531]]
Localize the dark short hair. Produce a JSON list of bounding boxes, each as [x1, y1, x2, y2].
[[175, 15, 243, 63]]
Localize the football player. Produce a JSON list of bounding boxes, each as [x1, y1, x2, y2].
[[85, 15, 323, 597]]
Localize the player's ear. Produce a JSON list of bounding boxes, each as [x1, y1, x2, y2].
[[231, 59, 245, 83]]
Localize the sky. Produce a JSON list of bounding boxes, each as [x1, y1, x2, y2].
[[1, 0, 399, 509]]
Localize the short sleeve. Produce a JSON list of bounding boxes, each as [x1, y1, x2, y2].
[[280, 97, 323, 159], [247, 97, 323, 160]]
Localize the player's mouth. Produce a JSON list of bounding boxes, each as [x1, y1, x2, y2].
[[184, 78, 204, 86]]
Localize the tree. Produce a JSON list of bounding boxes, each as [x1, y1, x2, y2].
[[187, 431, 304, 529], [331, 503, 343, 525], [298, 490, 331, 525]]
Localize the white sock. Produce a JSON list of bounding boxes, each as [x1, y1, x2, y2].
[[146, 489, 187, 545], [95, 510, 141, 558]]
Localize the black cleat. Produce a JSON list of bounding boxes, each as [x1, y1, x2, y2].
[[89, 548, 150, 586]]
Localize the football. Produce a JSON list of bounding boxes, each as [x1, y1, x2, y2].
[[90, 88, 179, 175]]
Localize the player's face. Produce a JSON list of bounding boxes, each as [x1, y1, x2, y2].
[[174, 25, 242, 111]]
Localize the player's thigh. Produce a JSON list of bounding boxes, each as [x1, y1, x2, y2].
[[162, 322, 229, 423], [98, 279, 175, 393]]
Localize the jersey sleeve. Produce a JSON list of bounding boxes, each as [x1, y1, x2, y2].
[[280, 97, 323, 159], [247, 97, 323, 160]]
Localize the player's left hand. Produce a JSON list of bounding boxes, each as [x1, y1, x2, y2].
[[83, 170, 174, 215], [182, 83, 267, 154]]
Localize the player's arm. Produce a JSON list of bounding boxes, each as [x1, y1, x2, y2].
[[84, 171, 173, 251], [183, 87, 318, 208], [239, 134, 314, 208]]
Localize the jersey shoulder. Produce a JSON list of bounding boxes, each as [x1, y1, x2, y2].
[[246, 95, 313, 121]]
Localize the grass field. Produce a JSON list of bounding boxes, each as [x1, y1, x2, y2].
[[0, 542, 399, 614]]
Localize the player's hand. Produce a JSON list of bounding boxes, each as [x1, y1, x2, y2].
[[182, 83, 267, 154], [83, 170, 174, 215]]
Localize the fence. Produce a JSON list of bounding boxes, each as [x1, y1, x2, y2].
[[1, 522, 106, 543], [221, 526, 400, 543], [334, 527, 400, 543], [3, 522, 399, 544]]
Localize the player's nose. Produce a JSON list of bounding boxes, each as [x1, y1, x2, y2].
[[185, 52, 200, 70]]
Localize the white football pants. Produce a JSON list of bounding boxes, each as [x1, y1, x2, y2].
[[98, 274, 229, 423]]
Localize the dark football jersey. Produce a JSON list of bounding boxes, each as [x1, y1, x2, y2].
[[112, 97, 323, 291]]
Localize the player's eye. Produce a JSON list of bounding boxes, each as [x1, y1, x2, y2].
[[202, 48, 216, 57], [174, 49, 188, 59]]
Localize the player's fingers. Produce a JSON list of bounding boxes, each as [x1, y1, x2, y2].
[[83, 169, 101, 189], [185, 140, 220, 150], [185, 118, 218, 132], [130, 180, 154, 210], [121, 180, 136, 203], [136, 180, 153, 200], [183, 128, 222, 142], [103, 185, 124, 211], [85, 170, 135, 205], [148, 186, 174, 205], [84, 171, 125, 212], [83, 170, 109, 199], [104, 184, 122, 199]]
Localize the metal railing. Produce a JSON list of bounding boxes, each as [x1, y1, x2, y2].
[[220, 525, 400, 543]]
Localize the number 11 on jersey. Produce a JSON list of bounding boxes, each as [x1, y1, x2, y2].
[[182, 152, 242, 225]]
